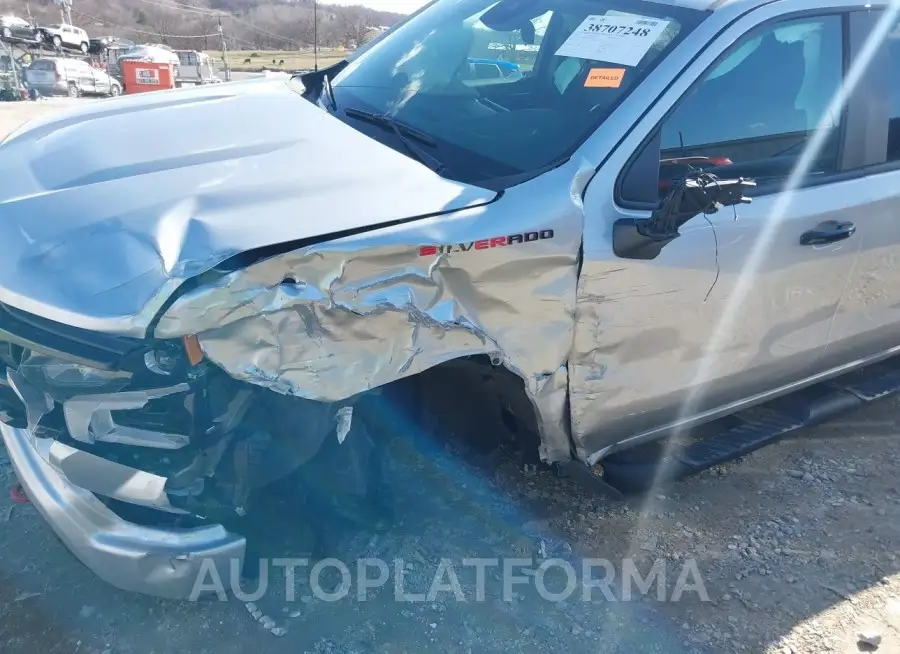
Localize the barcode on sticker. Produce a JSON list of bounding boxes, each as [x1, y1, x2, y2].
[[635, 19, 658, 26]]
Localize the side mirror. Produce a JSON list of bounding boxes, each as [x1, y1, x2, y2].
[[613, 172, 756, 260]]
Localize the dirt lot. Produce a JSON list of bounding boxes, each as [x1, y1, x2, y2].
[[0, 98, 899, 654]]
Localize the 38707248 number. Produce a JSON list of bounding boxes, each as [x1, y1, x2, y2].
[[585, 23, 652, 37]]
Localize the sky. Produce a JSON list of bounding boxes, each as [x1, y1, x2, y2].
[[320, 0, 429, 15]]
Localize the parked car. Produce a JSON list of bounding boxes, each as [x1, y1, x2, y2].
[[39, 23, 90, 54], [24, 57, 121, 97], [460, 57, 524, 84], [0, 15, 41, 44], [3, 0, 900, 600], [88, 36, 134, 56]]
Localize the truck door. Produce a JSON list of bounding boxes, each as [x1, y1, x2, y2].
[[821, 10, 900, 368], [570, 3, 867, 462]]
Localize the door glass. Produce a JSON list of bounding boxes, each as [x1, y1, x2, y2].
[[885, 21, 900, 161], [657, 15, 844, 194]]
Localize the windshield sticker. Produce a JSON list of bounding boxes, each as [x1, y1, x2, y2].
[[584, 67, 625, 88], [554, 14, 671, 67]]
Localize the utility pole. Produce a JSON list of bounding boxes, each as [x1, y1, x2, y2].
[[217, 14, 230, 81], [313, 0, 318, 71], [58, 0, 73, 26]]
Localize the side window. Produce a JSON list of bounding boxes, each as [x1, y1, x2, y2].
[[657, 15, 844, 193], [886, 22, 900, 161]]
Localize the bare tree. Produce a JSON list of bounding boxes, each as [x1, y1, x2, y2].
[[337, 8, 370, 49], [147, 10, 180, 45]]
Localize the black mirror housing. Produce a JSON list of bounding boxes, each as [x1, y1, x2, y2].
[[613, 172, 756, 260]]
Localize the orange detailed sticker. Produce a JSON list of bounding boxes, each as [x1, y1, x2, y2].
[[584, 68, 626, 88]]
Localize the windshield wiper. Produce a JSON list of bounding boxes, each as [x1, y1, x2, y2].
[[343, 107, 447, 175]]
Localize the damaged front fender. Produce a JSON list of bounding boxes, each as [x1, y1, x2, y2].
[[155, 164, 587, 463]]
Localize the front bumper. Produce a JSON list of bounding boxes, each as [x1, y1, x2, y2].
[[1, 421, 246, 599]]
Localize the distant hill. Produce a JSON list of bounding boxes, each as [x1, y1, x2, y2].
[[0, 0, 405, 51]]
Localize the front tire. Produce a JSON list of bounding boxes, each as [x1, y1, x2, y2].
[[52, 35, 61, 49], [109, 84, 121, 97], [1, 27, 12, 40], [79, 42, 88, 54]]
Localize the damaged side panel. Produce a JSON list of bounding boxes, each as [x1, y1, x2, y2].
[[156, 164, 586, 463], [569, 173, 721, 462]]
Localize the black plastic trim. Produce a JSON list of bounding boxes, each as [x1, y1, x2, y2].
[[841, 9, 889, 169]]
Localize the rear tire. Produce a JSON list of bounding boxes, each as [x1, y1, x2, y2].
[[52, 35, 61, 49], [67, 82, 79, 98], [79, 42, 88, 54]]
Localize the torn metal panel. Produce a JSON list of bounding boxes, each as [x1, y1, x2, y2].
[[6, 366, 188, 511], [157, 163, 587, 462], [62, 383, 191, 449], [42, 438, 189, 514]]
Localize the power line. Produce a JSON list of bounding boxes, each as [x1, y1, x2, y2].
[[133, 0, 300, 45], [133, 0, 222, 17], [71, 8, 220, 39], [225, 15, 297, 45]]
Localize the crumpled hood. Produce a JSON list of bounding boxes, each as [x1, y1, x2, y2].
[[0, 78, 495, 337]]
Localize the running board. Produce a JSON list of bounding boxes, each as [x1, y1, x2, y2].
[[601, 357, 900, 493]]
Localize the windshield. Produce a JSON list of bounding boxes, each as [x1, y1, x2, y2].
[[328, 0, 707, 188]]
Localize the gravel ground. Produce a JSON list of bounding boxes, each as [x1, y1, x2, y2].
[[0, 98, 898, 654]]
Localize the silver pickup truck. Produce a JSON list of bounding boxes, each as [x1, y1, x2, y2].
[[1, 0, 899, 599]]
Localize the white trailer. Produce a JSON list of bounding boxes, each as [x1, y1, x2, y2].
[[173, 50, 221, 87]]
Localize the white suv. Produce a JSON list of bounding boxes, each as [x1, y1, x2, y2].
[[40, 23, 89, 54]]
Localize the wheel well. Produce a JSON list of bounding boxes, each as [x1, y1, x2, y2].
[[386, 355, 543, 459]]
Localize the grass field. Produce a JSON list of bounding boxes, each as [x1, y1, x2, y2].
[[209, 49, 351, 72]]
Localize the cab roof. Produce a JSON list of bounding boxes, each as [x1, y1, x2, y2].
[[646, 0, 773, 12]]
